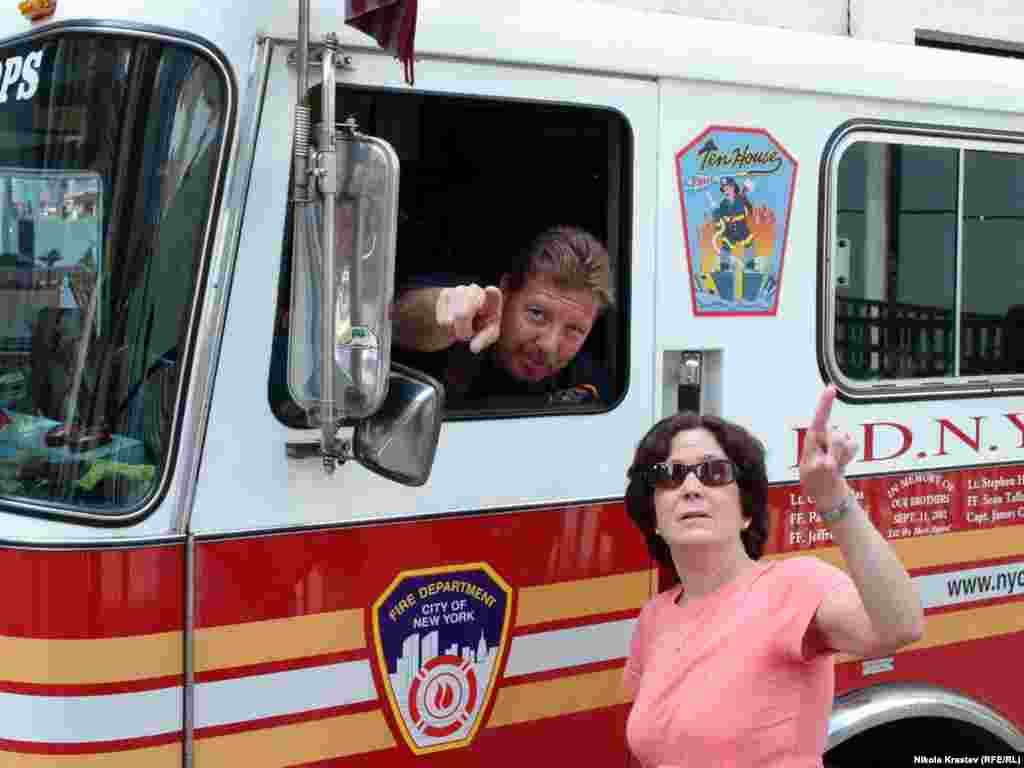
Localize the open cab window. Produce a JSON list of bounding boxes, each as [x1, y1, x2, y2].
[[0, 32, 228, 519], [823, 123, 1024, 400], [270, 86, 632, 425]]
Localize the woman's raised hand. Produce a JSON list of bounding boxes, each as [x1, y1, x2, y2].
[[799, 385, 858, 512]]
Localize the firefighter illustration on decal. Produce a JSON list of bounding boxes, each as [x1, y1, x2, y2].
[[675, 126, 797, 316], [371, 563, 513, 754]]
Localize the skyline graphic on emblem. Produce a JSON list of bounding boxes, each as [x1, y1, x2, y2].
[[389, 627, 498, 743], [371, 563, 513, 755]]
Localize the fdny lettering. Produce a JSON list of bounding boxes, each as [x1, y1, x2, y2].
[[413, 599, 479, 628], [791, 412, 1024, 468], [387, 583, 497, 622], [412, 610, 476, 629], [388, 592, 417, 621], [0, 49, 43, 103], [417, 579, 497, 608]]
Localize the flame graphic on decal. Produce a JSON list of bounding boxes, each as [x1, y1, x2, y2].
[[435, 682, 454, 710]]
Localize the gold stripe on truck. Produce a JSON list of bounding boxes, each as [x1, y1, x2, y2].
[[0, 632, 181, 686], [515, 570, 653, 628], [1, 745, 181, 767], [193, 710, 395, 765], [196, 608, 365, 673]]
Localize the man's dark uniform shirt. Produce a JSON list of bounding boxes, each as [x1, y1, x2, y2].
[[394, 342, 610, 410]]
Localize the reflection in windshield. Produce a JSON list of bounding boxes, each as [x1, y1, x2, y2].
[[0, 34, 226, 515], [0, 171, 115, 500]]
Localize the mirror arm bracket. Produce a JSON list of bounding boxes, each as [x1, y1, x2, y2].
[[315, 32, 342, 474], [314, 149, 337, 194], [285, 439, 352, 474]]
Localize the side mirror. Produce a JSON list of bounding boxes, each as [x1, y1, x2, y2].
[[353, 363, 444, 486], [288, 125, 399, 423]]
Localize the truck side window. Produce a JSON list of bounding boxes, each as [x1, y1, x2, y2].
[[0, 35, 228, 517], [269, 87, 632, 426], [826, 129, 1024, 396]]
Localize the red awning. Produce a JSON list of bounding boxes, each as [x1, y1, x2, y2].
[[345, 0, 418, 85]]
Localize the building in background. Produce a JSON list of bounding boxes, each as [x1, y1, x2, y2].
[[593, 0, 1024, 50]]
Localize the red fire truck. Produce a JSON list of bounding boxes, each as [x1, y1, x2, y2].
[[0, 0, 1022, 765]]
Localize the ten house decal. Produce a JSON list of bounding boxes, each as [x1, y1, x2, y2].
[[371, 563, 513, 755], [675, 126, 797, 316]]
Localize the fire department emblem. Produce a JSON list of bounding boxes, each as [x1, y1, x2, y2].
[[371, 563, 513, 754], [675, 125, 797, 317]]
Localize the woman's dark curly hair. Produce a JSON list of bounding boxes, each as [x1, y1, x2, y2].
[[625, 412, 770, 578]]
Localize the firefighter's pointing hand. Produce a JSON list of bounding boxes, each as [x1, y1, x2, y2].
[[436, 284, 504, 354]]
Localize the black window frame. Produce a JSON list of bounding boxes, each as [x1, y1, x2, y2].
[[0, 23, 235, 525], [270, 84, 634, 426]]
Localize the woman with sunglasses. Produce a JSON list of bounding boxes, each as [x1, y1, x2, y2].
[[622, 386, 923, 767]]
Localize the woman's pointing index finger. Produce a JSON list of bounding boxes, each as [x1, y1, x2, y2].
[[811, 385, 837, 435]]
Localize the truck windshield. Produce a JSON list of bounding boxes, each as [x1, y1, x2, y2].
[[0, 32, 227, 517]]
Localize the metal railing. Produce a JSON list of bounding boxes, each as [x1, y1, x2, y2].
[[835, 298, 1006, 379]]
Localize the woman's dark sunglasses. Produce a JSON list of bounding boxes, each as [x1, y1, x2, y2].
[[642, 459, 739, 489]]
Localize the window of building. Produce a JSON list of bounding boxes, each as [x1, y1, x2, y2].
[[270, 86, 632, 425], [825, 125, 1024, 397]]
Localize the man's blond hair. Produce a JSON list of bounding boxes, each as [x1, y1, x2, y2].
[[505, 226, 613, 309]]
